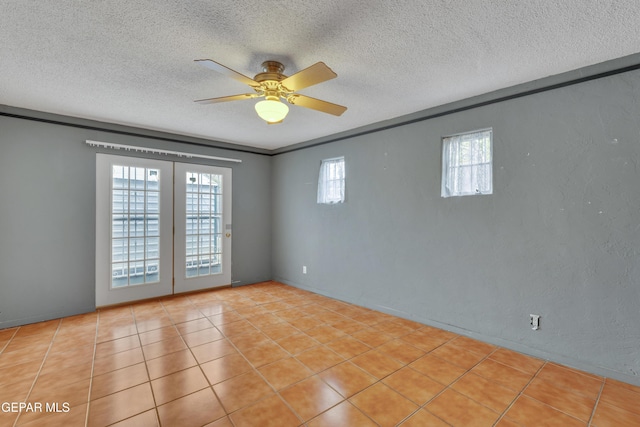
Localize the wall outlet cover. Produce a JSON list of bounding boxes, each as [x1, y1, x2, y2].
[[530, 314, 540, 330]]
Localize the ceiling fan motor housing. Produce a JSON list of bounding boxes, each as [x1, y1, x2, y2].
[[253, 61, 292, 100], [254, 61, 286, 83]]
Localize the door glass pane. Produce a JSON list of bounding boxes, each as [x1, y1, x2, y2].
[[212, 234, 222, 254], [111, 262, 128, 288], [110, 165, 161, 288], [198, 255, 210, 275], [112, 166, 128, 189], [146, 237, 159, 258], [112, 239, 128, 263], [186, 256, 198, 277], [130, 238, 145, 261], [185, 172, 223, 278], [112, 217, 127, 239], [132, 168, 146, 190], [186, 193, 198, 214], [145, 216, 159, 236], [212, 195, 222, 214], [146, 192, 159, 214], [211, 215, 222, 234], [146, 169, 159, 191], [211, 254, 222, 274], [129, 261, 145, 285], [186, 235, 197, 256], [130, 216, 145, 237], [145, 260, 159, 283], [200, 218, 210, 234], [199, 193, 211, 212], [186, 217, 197, 235], [199, 234, 211, 254], [112, 190, 128, 214]]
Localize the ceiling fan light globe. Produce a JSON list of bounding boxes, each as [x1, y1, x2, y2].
[[255, 99, 289, 123]]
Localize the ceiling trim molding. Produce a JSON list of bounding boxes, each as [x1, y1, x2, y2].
[[0, 106, 272, 157], [273, 55, 640, 156]]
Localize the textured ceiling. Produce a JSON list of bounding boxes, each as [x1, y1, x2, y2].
[[2, 1, 640, 150]]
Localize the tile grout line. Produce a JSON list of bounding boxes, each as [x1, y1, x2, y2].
[[587, 380, 606, 427], [491, 360, 547, 427], [244, 324, 309, 425], [298, 308, 389, 422], [183, 295, 244, 426], [175, 292, 294, 424], [308, 320, 446, 426], [9, 325, 25, 427], [289, 299, 392, 427], [0, 328, 19, 354], [359, 332, 452, 426], [471, 353, 548, 421], [289, 302, 376, 425], [157, 295, 232, 425], [199, 302, 256, 423], [219, 292, 383, 425], [1, 326, 20, 427], [85, 312, 100, 427], [216, 295, 309, 425], [511, 362, 606, 425], [12, 319, 63, 427], [133, 301, 163, 427], [99, 299, 207, 425], [92, 305, 152, 426], [399, 341, 498, 426], [304, 314, 452, 426]]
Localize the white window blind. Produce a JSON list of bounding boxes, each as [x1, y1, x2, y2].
[[441, 129, 493, 197], [317, 157, 345, 204]]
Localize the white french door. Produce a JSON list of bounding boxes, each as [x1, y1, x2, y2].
[[96, 155, 174, 306], [174, 163, 231, 293], [96, 154, 231, 306]]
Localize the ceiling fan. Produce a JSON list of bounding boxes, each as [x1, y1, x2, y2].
[[194, 59, 347, 124]]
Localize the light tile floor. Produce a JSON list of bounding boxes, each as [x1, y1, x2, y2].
[[0, 281, 638, 426]]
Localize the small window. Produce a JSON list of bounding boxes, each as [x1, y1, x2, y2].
[[441, 129, 493, 197], [317, 156, 345, 204]]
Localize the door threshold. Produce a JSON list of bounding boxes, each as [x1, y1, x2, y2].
[[96, 284, 232, 310]]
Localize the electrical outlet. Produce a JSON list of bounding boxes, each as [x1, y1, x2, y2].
[[303, 266, 307, 274], [530, 314, 540, 330]]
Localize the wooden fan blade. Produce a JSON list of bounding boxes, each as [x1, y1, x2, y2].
[[287, 94, 347, 116], [195, 59, 260, 88], [195, 93, 259, 104], [281, 62, 337, 92]]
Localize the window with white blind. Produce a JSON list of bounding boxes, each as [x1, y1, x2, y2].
[[317, 156, 345, 204], [441, 129, 493, 197]]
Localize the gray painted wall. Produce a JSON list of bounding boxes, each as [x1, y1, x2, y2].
[[272, 69, 640, 386], [0, 111, 272, 328]]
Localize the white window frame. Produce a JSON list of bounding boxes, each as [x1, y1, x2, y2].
[[317, 156, 346, 204], [441, 128, 493, 198]]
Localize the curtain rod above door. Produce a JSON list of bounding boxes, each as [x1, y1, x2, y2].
[[86, 140, 242, 163]]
